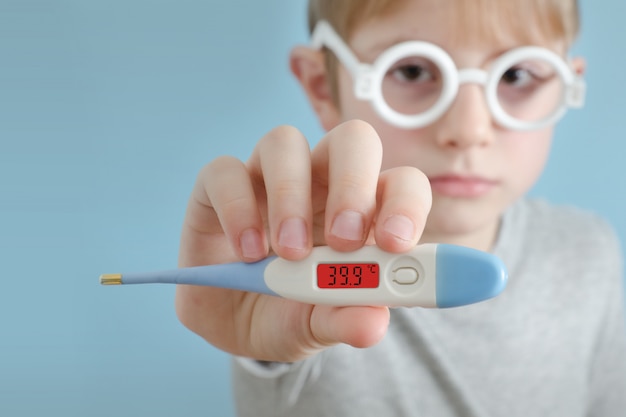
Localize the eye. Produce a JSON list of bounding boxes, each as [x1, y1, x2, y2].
[[387, 57, 438, 84], [500, 62, 556, 89], [392, 65, 433, 82], [501, 67, 534, 87], [391, 65, 433, 83]]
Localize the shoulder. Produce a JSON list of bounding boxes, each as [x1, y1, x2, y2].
[[505, 198, 621, 255], [497, 198, 623, 287]]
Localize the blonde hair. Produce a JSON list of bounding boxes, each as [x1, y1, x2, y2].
[[307, 0, 580, 104]]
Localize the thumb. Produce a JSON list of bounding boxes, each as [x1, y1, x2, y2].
[[309, 306, 390, 349]]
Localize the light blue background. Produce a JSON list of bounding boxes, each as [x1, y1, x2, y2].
[[1, 1, 624, 416]]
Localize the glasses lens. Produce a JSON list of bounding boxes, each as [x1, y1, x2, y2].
[[496, 58, 564, 124], [381, 55, 444, 117]]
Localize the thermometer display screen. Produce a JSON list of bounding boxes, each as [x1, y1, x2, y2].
[[317, 263, 379, 289]]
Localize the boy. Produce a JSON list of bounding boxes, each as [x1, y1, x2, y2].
[[175, 0, 626, 415]]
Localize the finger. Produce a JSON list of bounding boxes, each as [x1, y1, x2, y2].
[[260, 304, 390, 361], [177, 157, 267, 353], [181, 155, 268, 265], [311, 120, 383, 251], [247, 126, 313, 260], [231, 300, 390, 362], [374, 166, 432, 252], [309, 306, 390, 350]]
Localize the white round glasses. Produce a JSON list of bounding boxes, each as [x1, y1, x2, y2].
[[311, 21, 586, 131]]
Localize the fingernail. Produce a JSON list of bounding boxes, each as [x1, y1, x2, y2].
[[278, 217, 308, 251], [240, 228, 265, 260], [331, 210, 364, 241], [383, 215, 415, 242]]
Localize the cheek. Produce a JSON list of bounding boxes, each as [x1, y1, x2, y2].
[[378, 129, 426, 171], [504, 129, 553, 188], [336, 69, 386, 124]]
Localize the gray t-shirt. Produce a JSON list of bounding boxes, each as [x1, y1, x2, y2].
[[232, 199, 626, 416]]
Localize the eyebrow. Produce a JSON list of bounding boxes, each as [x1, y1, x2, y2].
[[355, 34, 418, 60], [355, 34, 532, 69]]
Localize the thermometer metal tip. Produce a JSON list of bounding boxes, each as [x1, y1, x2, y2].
[[100, 273, 123, 285]]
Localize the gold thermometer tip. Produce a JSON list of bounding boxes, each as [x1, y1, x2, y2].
[[100, 273, 123, 285]]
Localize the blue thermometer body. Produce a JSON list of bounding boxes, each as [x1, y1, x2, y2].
[[100, 244, 507, 308]]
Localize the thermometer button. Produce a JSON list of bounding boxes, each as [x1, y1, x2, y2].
[[389, 256, 425, 296], [392, 266, 420, 285]]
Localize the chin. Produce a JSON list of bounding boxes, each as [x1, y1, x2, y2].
[[422, 197, 504, 246]]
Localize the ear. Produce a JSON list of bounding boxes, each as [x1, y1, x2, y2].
[[570, 56, 586, 76], [289, 46, 341, 131]]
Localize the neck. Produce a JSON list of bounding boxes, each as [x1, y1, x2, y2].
[[419, 219, 501, 252]]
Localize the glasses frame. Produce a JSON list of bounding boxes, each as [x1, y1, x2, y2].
[[311, 20, 586, 131]]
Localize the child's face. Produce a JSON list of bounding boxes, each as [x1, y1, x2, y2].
[[329, 0, 581, 246]]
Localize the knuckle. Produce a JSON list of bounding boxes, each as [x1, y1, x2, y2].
[[338, 119, 377, 137], [197, 157, 255, 215], [201, 155, 244, 179], [220, 194, 252, 214], [261, 125, 307, 149], [399, 165, 429, 184], [337, 170, 371, 191], [334, 120, 382, 149], [272, 178, 307, 199]]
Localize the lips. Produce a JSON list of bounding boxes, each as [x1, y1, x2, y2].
[[428, 175, 498, 198]]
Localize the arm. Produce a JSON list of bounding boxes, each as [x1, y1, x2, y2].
[[587, 228, 626, 416]]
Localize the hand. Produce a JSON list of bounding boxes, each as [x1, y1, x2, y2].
[[175, 120, 432, 362]]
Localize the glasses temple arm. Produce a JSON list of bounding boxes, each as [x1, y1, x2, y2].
[[310, 20, 363, 75]]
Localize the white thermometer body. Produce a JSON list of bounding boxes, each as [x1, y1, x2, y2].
[[100, 244, 507, 308]]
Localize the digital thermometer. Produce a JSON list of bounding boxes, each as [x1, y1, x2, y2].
[[100, 244, 507, 308]]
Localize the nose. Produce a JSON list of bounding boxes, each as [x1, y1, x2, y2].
[[433, 83, 496, 149]]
